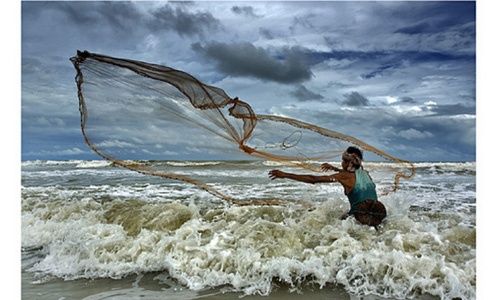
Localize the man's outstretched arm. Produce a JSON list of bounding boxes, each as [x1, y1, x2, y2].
[[320, 163, 341, 172], [268, 169, 335, 184]]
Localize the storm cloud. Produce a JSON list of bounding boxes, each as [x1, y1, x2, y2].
[[425, 103, 476, 116], [394, 2, 475, 35], [21, 1, 476, 161], [231, 6, 259, 18], [361, 63, 401, 80], [258, 28, 274, 40], [271, 104, 475, 161], [343, 92, 370, 107], [291, 85, 324, 102], [398, 97, 417, 104], [22, 2, 141, 27], [149, 4, 222, 37], [192, 42, 313, 83], [23, 2, 222, 38]]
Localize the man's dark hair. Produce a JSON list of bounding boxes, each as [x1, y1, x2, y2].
[[346, 146, 363, 160]]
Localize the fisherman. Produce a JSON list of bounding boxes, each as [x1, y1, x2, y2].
[[268, 146, 386, 227]]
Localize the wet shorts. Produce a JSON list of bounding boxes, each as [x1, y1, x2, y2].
[[350, 200, 387, 227]]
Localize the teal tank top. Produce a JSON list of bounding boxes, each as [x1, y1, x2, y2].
[[347, 169, 378, 212]]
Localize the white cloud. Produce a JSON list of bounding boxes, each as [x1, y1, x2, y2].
[[391, 105, 424, 115], [58, 148, 86, 155], [95, 140, 136, 148], [163, 150, 178, 155], [33, 117, 65, 127], [449, 114, 476, 120], [386, 96, 398, 104], [398, 128, 434, 140], [144, 34, 159, 51]]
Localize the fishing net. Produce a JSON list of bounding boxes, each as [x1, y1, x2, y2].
[[70, 50, 414, 206]]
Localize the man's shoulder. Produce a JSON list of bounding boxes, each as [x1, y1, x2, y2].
[[332, 171, 355, 180]]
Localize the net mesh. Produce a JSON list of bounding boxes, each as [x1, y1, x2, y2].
[[70, 50, 415, 205]]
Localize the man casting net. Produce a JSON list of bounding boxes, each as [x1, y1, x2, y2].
[[70, 50, 414, 214]]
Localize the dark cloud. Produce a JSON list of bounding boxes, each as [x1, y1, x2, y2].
[[169, 1, 196, 7], [394, 84, 410, 93], [306, 49, 474, 70], [419, 1, 475, 22], [149, 4, 222, 37], [20, 1, 476, 161], [327, 81, 352, 89], [393, 2, 475, 35], [458, 93, 475, 102], [361, 63, 400, 79], [425, 104, 475, 116], [343, 92, 369, 106], [24, 1, 144, 34], [395, 22, 435, 35], [307, 107, 475, 161], [289, 14, 315, 32], [23, 2, 222, 38], [291, 85, 324, 102], [192, 42, 313, 83], [231, 6, 259, 18], [399, 97, 417, 104], [397, 117, 475, 160], [259, 28, 274, 40], [392, 116, 475, 160], [395, 20, 475, 39], [70, 2, 142, 31]]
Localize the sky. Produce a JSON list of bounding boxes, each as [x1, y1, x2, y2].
[[21, 1, 476, 162]]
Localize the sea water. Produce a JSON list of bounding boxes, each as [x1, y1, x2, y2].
[[21, 160, 476, 299]]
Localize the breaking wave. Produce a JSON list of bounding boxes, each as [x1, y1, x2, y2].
[[22, 196, 475, 299]]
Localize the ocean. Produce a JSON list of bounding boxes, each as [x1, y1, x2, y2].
[[21, 160, 476, 300]]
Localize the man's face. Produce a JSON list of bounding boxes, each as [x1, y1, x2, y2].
[[341, 159, 348, 170]]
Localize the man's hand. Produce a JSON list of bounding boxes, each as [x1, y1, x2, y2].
[[321, 163, 340, 172], [268, 169, 286, 180]]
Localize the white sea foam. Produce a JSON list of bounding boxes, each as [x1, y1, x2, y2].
[[22, 160, 475, 167], [76, 160, 112, 168], [22, 197, 475, 299], [21, 161, 476, 299], [21, 160, 77, 167], [262, 161, 288, 167], [262, 160, 325, 167], [164, 161, 221, 167], [21, 160, 45, 167]]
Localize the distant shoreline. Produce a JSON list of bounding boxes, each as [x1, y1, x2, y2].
[[21, 159, 476, 163]]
